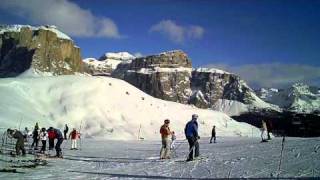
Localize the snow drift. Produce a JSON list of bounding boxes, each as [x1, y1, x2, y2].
[[0, 75, 260, 140]]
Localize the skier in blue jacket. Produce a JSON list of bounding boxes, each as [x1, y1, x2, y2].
[[185, 114, 200, 161]]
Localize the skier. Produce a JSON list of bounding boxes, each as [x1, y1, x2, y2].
[[31, 125, 40, 150], [47, 127, 55, 150], [160, 119, 171, 159], [39, 128, 47, 154], [53, 128, 64, 158], [23, 127, 30, 142], [210, 125, 216, 143], [261, 119, 268, 142], [185, 114, 200, 161], [64, 124, 69, 140], [7, 129, 26, 156], [170, 131, 176, 150], [266, 119, 273, 140], [69, 128, 79, 150]]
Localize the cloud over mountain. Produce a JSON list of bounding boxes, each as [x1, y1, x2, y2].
[[150, 20, 204, 43], [205, 63, 320, 88], [0, 0, 121, 38]]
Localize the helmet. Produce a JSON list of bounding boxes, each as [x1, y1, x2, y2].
[[192, 114, 198, 119], [164, 119, 170, 124]]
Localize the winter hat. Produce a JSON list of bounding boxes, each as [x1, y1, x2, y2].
[[164, 119, 170, 124], [192, 114, 199, 119]]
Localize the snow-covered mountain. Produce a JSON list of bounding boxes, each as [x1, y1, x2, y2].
[[83, 52, 135, 75], [256, 83, 320, 113], [0, 75, 260, 140]]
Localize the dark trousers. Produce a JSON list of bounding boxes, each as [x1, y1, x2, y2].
[[31, 138, 39, 148], [64, 131, 68, 139], [55, 138, 63, 156], [41, 140, 46, 152], [187, 136, 199, 160], [210, 134, 216, 143], [16, 139, 26, 155], [49, 138, 54, 150]]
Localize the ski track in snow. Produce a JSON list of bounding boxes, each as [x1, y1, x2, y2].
[[1, 137, 319, 179]]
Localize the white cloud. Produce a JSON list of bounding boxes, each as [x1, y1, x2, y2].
[[204, 63, 320, 88], [0, 0, 121, 38], [150, 20, 204, 43]]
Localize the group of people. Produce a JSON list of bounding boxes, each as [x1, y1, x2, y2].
[[159, 114, 217, 161], [7, 123, 80, 158]]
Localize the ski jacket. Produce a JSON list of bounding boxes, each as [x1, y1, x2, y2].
[[160, 124, 171, 139], [32, 129, 39, 140], [64, 125, 69, 132], [261, 120, 267, 131], [185, 120, 198, 138], [12, 130, 24, 141], [47, 130, 55, 139], [54, 128, 63, 139], [69, 130, 78, 140], [212, 128, 216, 136], [40, 131, 47, 141]]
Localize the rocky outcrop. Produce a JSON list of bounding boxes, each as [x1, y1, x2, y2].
[[112, 50, 192, 103], [191, 68, 256, 108], [0, 25, 83, 77]]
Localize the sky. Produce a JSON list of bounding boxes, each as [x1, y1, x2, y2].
[[0, 0, 319, 88]]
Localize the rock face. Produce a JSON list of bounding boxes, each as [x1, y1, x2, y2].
[[0, 25, 83, 77], [191, 68, 256, 108], [112, 50, 192, 103]]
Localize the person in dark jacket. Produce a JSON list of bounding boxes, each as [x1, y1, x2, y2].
[[210, 125, 216, 143], [7, 129, 26, 156], [184, 114, 200, 161], [47, 127, 55, 150], [64, 124, 69, 140], [31, 126, 40, 150], [53, 128, 64, 158], [266, 119, 272, 140]]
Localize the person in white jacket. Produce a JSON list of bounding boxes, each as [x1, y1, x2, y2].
[[39, 128, 48, 153], [261, 120, 268, 142]]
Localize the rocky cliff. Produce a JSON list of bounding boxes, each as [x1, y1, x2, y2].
[[0, 25, 83, 77], [112, 50, 192, 103]]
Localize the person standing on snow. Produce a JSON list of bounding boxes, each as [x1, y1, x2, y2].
[[261, 119, 268, 142], [64, 124, 69, 140], [7, 129, 26, 156], [31, 125, 40, 150], [160, 119, 171, 159], [39, 128, 47, 154], [170, 131, 176, 150], [185, 114, 200, 161], [47, 127, 55, 150], [69, 128, 79, 150], [210, 125, 216, 143], [53, 128, 64, 157], [266, 119, 273, 140]]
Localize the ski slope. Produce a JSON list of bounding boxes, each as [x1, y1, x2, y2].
[[0, 75, 260, 140], [0, 137, 319, 179]]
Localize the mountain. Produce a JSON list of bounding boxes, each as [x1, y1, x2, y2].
[[0, 75, 260, 140], [83, 52, 135, 75], [256, 83, 320, 113], [112, 50, 278, 116], [0, 25, 83, 77]]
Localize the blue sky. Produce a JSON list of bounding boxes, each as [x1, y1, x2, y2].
[[1, 0, 319, 88]]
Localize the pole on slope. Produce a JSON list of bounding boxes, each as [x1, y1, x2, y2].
[[277, 134, 286, 178], [79, 120, 83, 151]]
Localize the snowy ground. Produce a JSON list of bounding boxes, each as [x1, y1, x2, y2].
[[1, 137, 319, 179]]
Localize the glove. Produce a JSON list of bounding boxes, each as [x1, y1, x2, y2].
[[197, 136, 200, 139]]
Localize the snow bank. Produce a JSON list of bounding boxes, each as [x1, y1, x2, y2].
[[0, 76, 261, 140]]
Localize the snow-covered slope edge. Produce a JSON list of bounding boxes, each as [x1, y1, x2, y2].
[[0, 76, 260, 140]]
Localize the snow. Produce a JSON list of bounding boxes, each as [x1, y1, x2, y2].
[[133, 67, 192, 74], [194, 67, 231, 74], [1, 137, 319, 179], [101, 52, 135, 61], [0, 75, 260, 140], [0, 25, 72, 40]]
